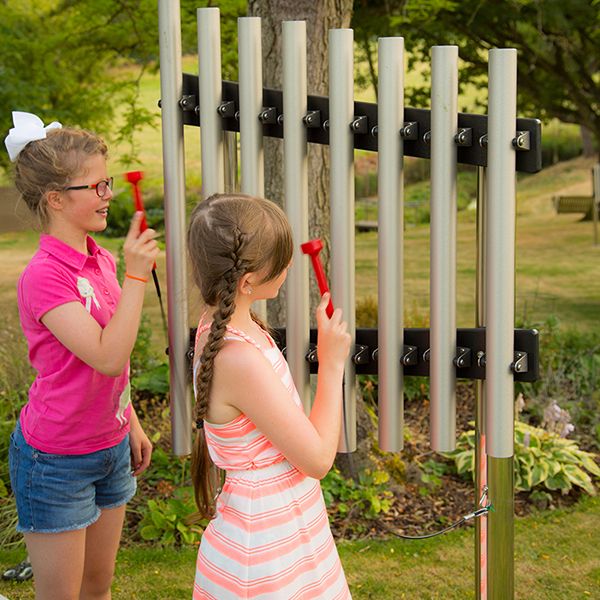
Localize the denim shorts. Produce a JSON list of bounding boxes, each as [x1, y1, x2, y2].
[[8, 421, 137, 534]]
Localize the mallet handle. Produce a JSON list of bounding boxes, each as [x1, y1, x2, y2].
[[309, 255, 334, 318]]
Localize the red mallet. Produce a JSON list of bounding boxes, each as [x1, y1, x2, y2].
[[124, 170, 167, 340], [124, 171, 149, 232], [300, 238, 334, 318]]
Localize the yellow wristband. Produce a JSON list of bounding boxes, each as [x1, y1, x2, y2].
[[125, 273, 148, 283]]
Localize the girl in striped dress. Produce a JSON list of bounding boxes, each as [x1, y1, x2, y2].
[[187, 194, 352, 599]]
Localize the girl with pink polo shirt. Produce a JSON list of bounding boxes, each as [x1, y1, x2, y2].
[[5, 111, 158, 599]]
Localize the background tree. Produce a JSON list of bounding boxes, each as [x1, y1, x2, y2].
[[353, 0, 600, 158], [0, 0, 246, 170], [247, 0, 353, 327]]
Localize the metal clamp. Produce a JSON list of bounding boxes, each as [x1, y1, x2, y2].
[[454, 128, 472, 147], [258, 107, 277, 124], [400, 121, 418, 140], [277, 114, 284, 125], [322, 119, 330, 133], [512, 131, 530, 151], [306, 345, 319, 364], [371, 347, 379, 361], [217, 101, 236, 118], [352, 344, 371, 365], [479, 133, 488, 148], [350, 115, 368, 134], [179, 95, 196, 111], [511, 351, 528, 374], [401, 345, 419, 366], [422, 348, 431, 362], [303, 110, 321, 128], [370, 125, 378, 137], [453, 347, 472, 368], [423, 130, 432, 144], [476, 351, 486, 367]]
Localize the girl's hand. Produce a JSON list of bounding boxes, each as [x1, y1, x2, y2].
[[123, 212, 159, 280], [129, 419, 153, 476], [316, 292, 351, 369]]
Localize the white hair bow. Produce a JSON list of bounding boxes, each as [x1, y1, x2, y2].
[[4, 111, 62, 162]]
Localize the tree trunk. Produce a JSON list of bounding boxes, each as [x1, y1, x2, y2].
[[247, 1, 379, 481], [580, 125, 595, 158], [247, 0, 353, 328]]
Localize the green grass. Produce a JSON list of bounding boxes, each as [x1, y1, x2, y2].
[[1, 495, 598, 599]]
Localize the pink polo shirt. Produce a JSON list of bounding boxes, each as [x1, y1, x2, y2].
[[17, 234, 131, 454]]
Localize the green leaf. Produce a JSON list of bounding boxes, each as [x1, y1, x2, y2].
[[139, 525, 160, 540], [563, 464, 596, 496], [579, 454, 600, 478]]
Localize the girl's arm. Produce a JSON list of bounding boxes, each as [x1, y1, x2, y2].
[[212, 294, 351, 479], [41, 213, 159, 376]]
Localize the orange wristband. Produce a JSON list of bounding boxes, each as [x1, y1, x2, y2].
[[125, 273, 148, 283]]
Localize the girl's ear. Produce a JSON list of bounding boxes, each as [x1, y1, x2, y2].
[[45, 190, 63, 211], [238, 272, 254, 296]]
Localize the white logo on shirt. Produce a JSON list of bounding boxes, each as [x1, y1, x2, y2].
[[77, 277, 100, 313]]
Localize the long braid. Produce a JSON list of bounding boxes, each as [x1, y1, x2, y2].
[[191, 229, 245, 519]]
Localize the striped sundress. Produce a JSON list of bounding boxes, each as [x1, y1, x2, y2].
[[193, 320, 351, 600]]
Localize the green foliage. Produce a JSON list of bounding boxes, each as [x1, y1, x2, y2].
[[517, 317, 600, 451], [105, 191, 165, 238], [541, 122, 584, 166], [321, 467, 393, 521], [138, 487, 206, 546], [418, 459, 449, 495], [445, 421, 600, 496], [353, 0, 600, 153]]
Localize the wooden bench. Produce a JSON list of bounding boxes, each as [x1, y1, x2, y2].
[[552, 195, 596, 216]]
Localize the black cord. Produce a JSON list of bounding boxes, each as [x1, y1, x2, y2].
[[383, 506, 492, 540]]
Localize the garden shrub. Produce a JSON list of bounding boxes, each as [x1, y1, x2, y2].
[[444, 421, 600, 497]]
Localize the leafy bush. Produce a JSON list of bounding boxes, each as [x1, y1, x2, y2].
[[104, 189, 165, 238], [517, 317, 600, 451], [444, 421, 600, 496], [540, 122, 584, 166], [321, 467, 393, 522], [138, 487, 206, 546]]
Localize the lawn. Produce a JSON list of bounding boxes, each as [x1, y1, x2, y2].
[[1, 495, 598, 599]]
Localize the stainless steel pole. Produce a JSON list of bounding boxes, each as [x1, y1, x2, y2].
[[238, 16, 266, 321], [158, 0, 191, 455], [430, 45, 458, 452], [197, 7, 224, 197], [486, 48, 517, 600], [377, 37, 404, 452], [329, 29, 356, 452], [475, 166, 488, 600], [283, 21, 311, 413]]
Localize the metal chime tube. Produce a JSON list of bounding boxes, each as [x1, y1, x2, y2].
[[238, 17, 267, 320], [283, 21, 311, 413], [377, 37, 405, 452], [486, 48, 517, 600], [197, 7, 225, 197], [159, 0, 191, 455], [329, 29, 356, 452], [430, 46, 458, 452]]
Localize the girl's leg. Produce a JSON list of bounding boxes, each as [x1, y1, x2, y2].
[[80, 505, 127, 600], [24, 529, 87, 600]]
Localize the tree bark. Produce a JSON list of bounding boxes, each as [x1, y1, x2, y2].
[[247, 0, 353, 328]]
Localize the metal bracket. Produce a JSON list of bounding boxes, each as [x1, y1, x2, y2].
[[352, 344, 370, 365], [258, 107, 277, 124], [401, 345, 419, 366], [322, 119, 330, 132], [511, 351, 528, 374], [479, 133, 488, 148], [350, 115, 368, 134], [454, 128, 473, 147], [453, 347, 472, 368], [400, 121, 419, 140], [423, 130, 432, 144], [306, 344, 319, 364], [179, 95, 196, 111], [217, 100, 236, 118], [303, 110, 321, 128], [512, 131, 530, 151]]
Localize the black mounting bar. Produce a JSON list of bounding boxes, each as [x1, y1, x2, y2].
[[179, 73, 542, 173], [187, 327, 540, 382]]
